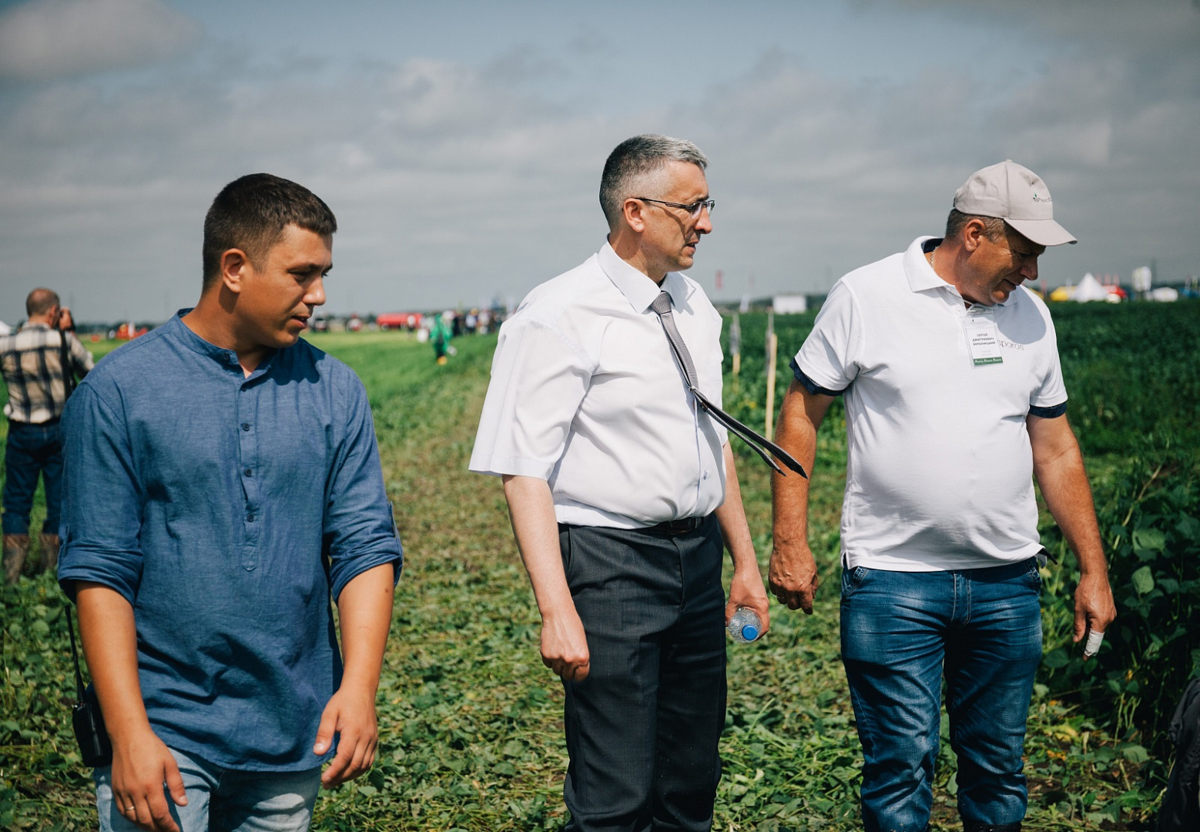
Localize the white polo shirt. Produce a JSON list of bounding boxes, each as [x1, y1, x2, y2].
[[794, 236, 1068, 571], [470, 242, 729, 529]]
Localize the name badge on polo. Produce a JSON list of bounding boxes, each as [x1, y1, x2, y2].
[[964, 308, 1003, 366]]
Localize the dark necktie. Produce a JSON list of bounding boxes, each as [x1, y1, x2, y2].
[[650, 291, 807, 478]]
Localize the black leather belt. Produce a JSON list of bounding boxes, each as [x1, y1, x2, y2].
[[642, 516, 707, 536]]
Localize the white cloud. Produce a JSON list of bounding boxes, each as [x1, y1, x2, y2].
[[0, 2, 1197, 322], [0, 0, 201, 82]]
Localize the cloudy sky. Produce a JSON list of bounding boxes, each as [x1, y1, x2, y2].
[[1, 0, 1198, 323]]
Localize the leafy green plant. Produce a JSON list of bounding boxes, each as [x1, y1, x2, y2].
[[1049, 302, 1200, 457], [4, 312, 1192, 829], [1039, 449, 1200, 766]]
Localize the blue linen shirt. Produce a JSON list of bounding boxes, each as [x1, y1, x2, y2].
[[57, 313, 402, 770]]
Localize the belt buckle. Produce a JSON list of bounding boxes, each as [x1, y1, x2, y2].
[[644, 516, 704, 535], [667, 516, 700, 534]]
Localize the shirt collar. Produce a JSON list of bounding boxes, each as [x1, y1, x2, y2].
[[171, 310, 229, 360], [904, 235, 1017, 309], [597, 241, 691, 313], [20, 321, 52, 331], [169, 310, 277, 374], [904, 236, 951, 295]]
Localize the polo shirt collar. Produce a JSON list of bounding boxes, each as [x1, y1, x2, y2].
[[903, 235, 1019, 308], [597, 242, 690, 314], [904, 236, 950, 295]]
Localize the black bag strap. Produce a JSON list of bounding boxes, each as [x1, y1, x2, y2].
[[59, 330, 77, 401], [65, 605, 87, 702]]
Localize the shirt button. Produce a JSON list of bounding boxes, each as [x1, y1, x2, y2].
[[241, 423, 251, 431], [247, 514, 255, 522], [244, 468, 252, 477]]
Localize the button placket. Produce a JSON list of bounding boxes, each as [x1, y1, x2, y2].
[[237, 382, 261, 571]]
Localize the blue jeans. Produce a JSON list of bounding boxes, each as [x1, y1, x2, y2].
[[95, 746, 321, 832], [840, 558, 1043, 832], [2, 419, 63, 536]]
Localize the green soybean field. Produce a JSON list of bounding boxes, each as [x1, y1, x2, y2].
[[3, 300, 1198, 830]]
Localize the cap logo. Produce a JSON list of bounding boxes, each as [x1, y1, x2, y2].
[[1031, 193, 1051, 203]]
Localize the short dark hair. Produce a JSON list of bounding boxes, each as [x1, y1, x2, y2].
[[599, 135, 707, 230], [945, 208, 1007, 243], [26, 288, 60, 317], [202, 173, 337, 289]]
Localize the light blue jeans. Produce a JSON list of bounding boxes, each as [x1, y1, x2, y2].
[[95, 746, 322, 832], [840, 558, 1044, 832]]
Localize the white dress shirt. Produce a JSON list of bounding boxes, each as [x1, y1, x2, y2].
[[470, 242, 729, 529]]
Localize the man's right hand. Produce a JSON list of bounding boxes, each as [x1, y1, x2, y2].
[[767, 543, 820, 614], [501, 475, 591, 682], [769, 382, 832, 617], [110, 729, 187, 832], [76, 584, 186, 831], [540, 606, 590, 682]]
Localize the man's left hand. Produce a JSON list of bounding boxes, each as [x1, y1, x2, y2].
[[726, 565, 770, 636], [314, 685, 379, 789], [1073, 570, 1117, 660]]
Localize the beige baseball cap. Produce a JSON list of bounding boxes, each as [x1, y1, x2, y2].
[[953, 160, 1076, 246]]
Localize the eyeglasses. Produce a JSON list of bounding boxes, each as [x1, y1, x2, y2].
[[634, 197, 715, 219]]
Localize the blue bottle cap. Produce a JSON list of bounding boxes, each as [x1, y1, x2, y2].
[[741, 624, 759, 641]]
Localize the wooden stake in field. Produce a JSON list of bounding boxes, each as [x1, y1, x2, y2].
[[764, 307, 774, 380], [765, 308, 778, 438], [730, 312, 741, 393]]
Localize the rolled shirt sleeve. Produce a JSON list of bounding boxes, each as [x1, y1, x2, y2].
[[323, 371, 403, 601], [58, 383, 143, 602]]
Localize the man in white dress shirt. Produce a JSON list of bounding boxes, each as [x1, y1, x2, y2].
[[470, 135, 770, 831]]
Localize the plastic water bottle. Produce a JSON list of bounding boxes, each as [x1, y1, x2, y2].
[[727, 608, 762, 643]]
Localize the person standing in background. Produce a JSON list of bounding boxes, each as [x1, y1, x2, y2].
[[2, 288, 93, 583], [430, 312, 454, 364]]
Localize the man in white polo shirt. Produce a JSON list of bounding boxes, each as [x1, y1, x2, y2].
[[768, 161, 1117, 832], [471, 135, 775, 831]]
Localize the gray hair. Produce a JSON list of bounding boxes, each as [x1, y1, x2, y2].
[[945, 208, 1007, 243], [600, 134, 708, 230]]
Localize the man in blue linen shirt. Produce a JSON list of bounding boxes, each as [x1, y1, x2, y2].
[[58, 173, 402, 832]]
